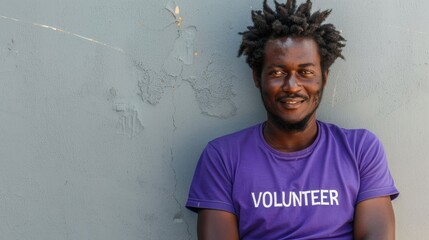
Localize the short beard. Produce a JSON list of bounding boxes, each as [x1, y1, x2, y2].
[[270, 109, 314, 132], [261, 88, 324, 133]]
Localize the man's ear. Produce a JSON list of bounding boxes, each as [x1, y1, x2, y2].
[[322, 70, 329, 87], [252, 70, 261, 88]]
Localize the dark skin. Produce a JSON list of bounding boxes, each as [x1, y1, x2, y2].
[[197, 209, 239, 240], [255, 37, 325, 152], [197, 37, 395, 240]]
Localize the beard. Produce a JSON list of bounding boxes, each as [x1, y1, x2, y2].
[[260, 88, 324, 132], [270, 108, 315, 131]]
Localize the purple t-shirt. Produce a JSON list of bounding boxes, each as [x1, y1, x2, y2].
[[186, 121, 399, 239]]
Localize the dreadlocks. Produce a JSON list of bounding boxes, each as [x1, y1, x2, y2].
[[238, 0, 346, 75]]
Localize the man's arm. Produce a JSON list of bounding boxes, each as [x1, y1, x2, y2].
[[197, 209, 239, 240], [354, 196, 395, 240]]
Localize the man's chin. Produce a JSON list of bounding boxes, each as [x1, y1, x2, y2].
[[271, 115, 314, 132], [274, 118, 309, 132]]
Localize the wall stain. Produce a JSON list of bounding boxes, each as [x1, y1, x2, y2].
[[165, 1, 183, 28]]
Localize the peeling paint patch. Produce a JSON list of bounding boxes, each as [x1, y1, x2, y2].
[[162, 2, 198, 76], [184, 60, 237, 118], [178, 26, 197, 65], [114, 102, 144, 138], [173, 26, 198, 66], [135, 62, 175, 105], [108, 88, 144, 138], [163, 26, 198, 76], [0, 15, 125, 53]]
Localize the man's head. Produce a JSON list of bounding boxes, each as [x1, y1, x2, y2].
[[238, 0, 345, 132], [238, 0, 346, 77]]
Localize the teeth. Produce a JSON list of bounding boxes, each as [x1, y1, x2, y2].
[[286, 101, 297, 104]]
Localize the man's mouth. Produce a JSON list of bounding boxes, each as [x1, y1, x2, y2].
[[279, 97, 307, 103], [278, 97, 307, 108], [284, 99, 304, 104]]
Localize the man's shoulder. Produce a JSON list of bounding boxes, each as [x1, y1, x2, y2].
[[208, 123, 262, 147], [318, 120, 380, 145]]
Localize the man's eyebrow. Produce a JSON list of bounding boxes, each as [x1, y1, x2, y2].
[[266, 64, 286, 68], [266, 63, 316, 68], [298, 63, 316, 68]]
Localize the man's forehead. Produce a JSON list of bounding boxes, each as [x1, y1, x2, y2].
[[266, 37, 318, 50], [264, 37, 320, 62]]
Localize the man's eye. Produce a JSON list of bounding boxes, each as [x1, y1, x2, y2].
[[269, 71, 285, 77], [300, 70, 314, 76]]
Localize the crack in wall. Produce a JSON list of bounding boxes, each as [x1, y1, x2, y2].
[[0, 15, 125, 53], [169, 84, 192, 239], [169, 147, 192, 239]]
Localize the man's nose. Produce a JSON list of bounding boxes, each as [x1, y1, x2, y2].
[[282, 74, 301, 92]]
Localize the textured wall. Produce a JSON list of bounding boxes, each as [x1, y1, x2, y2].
[[0, 0, 427, 239]]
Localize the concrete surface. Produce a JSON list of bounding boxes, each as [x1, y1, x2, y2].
[[0, 0, 427, 239]]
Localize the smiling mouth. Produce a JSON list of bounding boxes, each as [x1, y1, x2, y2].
[[280, 98, 306, 104], [285, 100, 304, 104], [278, 98, 307, 108]]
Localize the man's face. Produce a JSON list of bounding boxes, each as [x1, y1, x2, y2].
[[254, 37, 328, 132]]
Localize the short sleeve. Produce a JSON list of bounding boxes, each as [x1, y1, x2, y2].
[[356, 131, 399, 203], [186, 143, 236, 214]]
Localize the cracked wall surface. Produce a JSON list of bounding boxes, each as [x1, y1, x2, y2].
[[0, 0, 427, 239]]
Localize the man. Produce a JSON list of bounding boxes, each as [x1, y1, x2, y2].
[[186, 0, 399, 239]]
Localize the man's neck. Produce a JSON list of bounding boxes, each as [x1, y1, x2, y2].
[[262, 118, 318, 152]]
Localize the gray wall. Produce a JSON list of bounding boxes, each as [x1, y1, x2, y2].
[[0, 0, 427, 239]]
